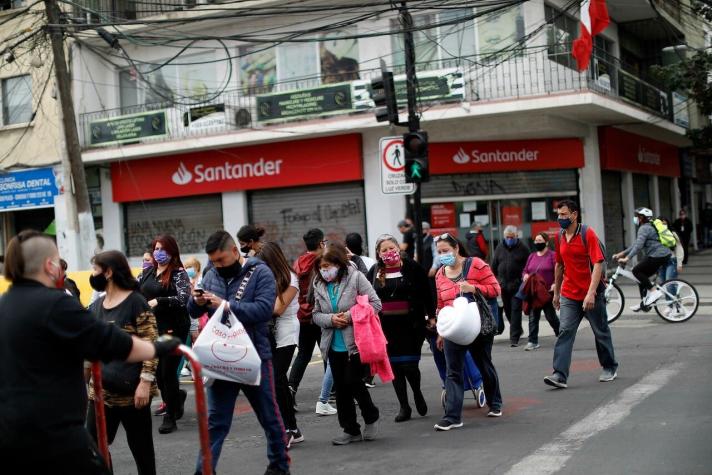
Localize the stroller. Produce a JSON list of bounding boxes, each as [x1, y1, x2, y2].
[[428, 333, 486, 409]]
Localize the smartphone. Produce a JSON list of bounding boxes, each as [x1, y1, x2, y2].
[[194, 288, 205, 296]]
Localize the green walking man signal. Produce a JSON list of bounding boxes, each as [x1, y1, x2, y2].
[[403, 130, 429, 183]]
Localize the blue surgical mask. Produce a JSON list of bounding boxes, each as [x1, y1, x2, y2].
[[440, 252, 456, 267], [633, 216, 640, 226], [558, 218, 572, 229], [504, 237, 518, 247], [186, 268, 197, 279]]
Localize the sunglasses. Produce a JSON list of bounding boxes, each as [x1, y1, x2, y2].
[[434, 233, 453, 242]]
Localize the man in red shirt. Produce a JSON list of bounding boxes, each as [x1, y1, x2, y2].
[[545, 200, 618, 388]]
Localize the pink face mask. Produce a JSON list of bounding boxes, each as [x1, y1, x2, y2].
[[382, 249, 401, 266]]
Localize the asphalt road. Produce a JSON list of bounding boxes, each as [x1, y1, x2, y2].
[[106, 253, 712, 475]]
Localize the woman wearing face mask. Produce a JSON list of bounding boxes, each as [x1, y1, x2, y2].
[[312, 242, 382, 445], [86, 251, 159, 475], [237, 224, 266, 257], [138, 235, 191, 434], [433, 233, 503, 431], [367, 235, 435, 422], [521, 233, 560, 351]]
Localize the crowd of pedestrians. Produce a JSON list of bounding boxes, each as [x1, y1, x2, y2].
[[0, 197, 697, 474]]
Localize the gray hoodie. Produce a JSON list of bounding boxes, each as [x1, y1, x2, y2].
[[624, 222, 672, 259], [312, 266, 382, 361]]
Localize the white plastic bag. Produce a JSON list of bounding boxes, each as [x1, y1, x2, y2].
[[436, 296, 481, 345], [193, 304, 262, 386]]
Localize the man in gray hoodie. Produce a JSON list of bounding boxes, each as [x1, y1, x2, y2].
[[613, 207, 671, 311]]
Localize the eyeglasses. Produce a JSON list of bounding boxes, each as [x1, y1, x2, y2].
[[434, 233, 453, 242]]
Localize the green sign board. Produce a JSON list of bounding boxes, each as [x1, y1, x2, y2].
[[89, 110, 167, 146], [184, 104, 225, 126], [256, 83, 353, 123], [394, 73, 462, 103]]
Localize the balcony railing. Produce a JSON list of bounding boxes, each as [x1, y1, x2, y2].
[[78, 46, 686, 150], [72, 0, 207, 22]]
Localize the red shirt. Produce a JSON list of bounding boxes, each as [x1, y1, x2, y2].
[[556, 225, 605, 301]]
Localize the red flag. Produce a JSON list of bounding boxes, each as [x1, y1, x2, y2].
[[571, 0, 610, 71]]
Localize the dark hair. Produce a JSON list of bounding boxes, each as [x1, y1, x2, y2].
[[314, 242, 350, 283], [258, 242, 293, 304], [92, 250, 139, 291], [536, 232, 550, 243], [303, 228, 324, 252], [151, 234, 183, 288], [557, 199, 580, 215], [60, 259, 68, 271], [3, 229, 46, 282], [374, 235, 403, 286], [345, 232, 364, 256], [657, 216, 670, 225], [237, 224, 265, 243], [433, 233, 467, 258], [205, 230, 236, 254]]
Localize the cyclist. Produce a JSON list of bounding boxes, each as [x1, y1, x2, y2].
[[612, 207, 672, 311]]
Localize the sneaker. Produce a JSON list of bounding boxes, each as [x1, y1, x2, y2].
[[544, 373, 568, 389], [331, 432, 362, 445], [363, 420, 379, 441], [487, 408, 502, 417], [180, 366, 191, 377], [643, 289, 663, 306], [394, 406, 412, 423], [599, 368, 617, 382], [510, 342, 519, 348], [287, 428, 304, 448], [154, 402, 167, 416], [524, 342, 540, 351], [315, 401, 337, 416], [434, 419, 463, 431], [364, 379, 376, 389], [630, 303, 642, 312]]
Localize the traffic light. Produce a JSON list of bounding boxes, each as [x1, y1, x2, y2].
[[403, 130, 429, 183], [371, 71, 398, 124]]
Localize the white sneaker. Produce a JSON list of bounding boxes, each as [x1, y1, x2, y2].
[[630, 303, 642, 312], [316, 401, 337, 416], [180, 367, 191, 377], [643, 289, 663, 306]]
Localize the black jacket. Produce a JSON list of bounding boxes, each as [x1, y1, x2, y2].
[[672, 218, 693, 241], [491, 241, 530, 293], [0, 279, 133, 453], [421, 233, 434, 271]]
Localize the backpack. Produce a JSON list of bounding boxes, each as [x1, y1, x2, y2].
[[652, 219, 677, 248], [557, 224, 607, 283]]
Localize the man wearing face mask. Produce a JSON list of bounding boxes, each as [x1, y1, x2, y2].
[[491, 225, 530, 346], [187, 230, 289, 475]]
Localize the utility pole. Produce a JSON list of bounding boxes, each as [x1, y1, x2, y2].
[[44, 0, 96, 269], [400, 2, 423, 264]]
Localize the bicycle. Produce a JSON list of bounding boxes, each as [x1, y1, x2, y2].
[[604, 260, 699, 324]]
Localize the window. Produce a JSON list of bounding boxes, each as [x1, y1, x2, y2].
[[545, 4, 579, 69], [320, 32, 359, 84], [2, 74, 32, 125], [477, 6, 525, 57], [119, 52, 216, 109], [277, 43, 319, 88]]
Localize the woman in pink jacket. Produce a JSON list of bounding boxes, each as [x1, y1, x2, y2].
[[433, 233, 503, 431]]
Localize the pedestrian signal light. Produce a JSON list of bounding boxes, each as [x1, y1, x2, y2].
[[403, 131, 429, 183], [371, 72, 398, 124]]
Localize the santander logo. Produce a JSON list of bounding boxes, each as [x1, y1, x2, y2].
[[172, 162, 193, 185], [452, 147, 470, 164]]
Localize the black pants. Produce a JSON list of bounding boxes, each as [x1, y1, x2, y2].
[[501, 288, 523, 344], [272, 344, 298, 430], [328, 351, 379, 436], [681, 237, 690, 265], [86, 403, 156, 475], [288, 322, 321, 391], [157, 352, 183, 419], [391, 363, 423, 410], [528, 301, 560, 344], [3, 441, 112, 475], [632, 256, 670, 297]]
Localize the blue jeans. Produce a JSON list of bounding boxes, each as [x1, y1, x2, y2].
[[195, 360, 289, 474], [318, 361, 334, 403], [442, 334, 502, 423], [552, 294, 618, 381], [658, 256, 678, 284]]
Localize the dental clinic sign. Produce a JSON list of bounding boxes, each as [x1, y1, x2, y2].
[[110, 134, 363, 202], [428, 138, 584, 175], [0, 167, 59, 211]]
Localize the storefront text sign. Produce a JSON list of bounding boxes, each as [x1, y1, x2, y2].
[[431, 203, 456, 228], [90, 110, 167, 146], [598, 127, 680, 177], [380, 136, 415, 195], [429, 138, 584, 175], [257, 83, 357, 123], [111, 134, 363, 202], [0, 167, 58, 211]]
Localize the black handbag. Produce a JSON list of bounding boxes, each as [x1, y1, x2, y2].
[[461, 258, 497, 337]]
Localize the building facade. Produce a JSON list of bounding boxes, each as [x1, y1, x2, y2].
[[70, 0, 708, 265]]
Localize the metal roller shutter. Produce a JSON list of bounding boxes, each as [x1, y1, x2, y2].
[[421, 170, 578, 200], [249, 182, 366, 262], [602, 171, 624, 255], [124, 194, 223, 256], [658, 176, 673, 220]]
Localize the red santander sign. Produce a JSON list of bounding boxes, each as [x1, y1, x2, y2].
[[429, 138, 584, 174], [111, 134, 363, 202], [598, 127, 680, 177]]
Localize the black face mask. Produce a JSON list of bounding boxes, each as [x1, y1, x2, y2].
[[240, 245, 251, 255], [89, 273, 108, 292], [216, 260, 242, 279], [534, 242, 547, 252]]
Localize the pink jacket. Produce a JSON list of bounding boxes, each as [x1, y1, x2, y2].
[[351, 295, 394, 383]]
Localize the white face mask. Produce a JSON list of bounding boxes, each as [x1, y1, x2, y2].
[[320, 266, 339, 282]]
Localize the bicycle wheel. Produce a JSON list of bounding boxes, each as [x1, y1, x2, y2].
[[605, 282, 624, 323], [653, 279, 699, 323]]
